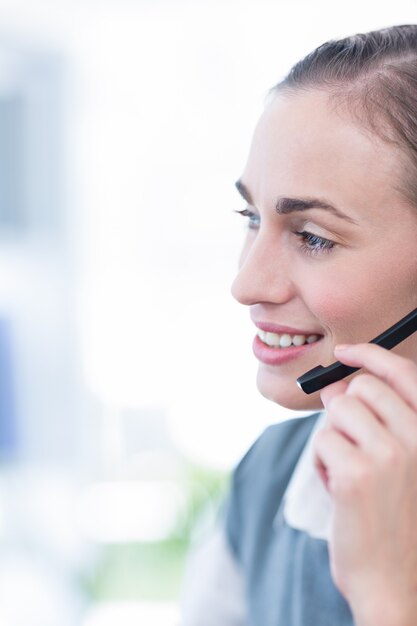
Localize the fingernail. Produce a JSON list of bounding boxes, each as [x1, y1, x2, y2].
[[334, 344, 351, 352]]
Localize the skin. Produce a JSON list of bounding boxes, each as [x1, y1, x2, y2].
[[232, 90, 417, 411], [318, 350, 417, 625], [231, 90, 417, 624]]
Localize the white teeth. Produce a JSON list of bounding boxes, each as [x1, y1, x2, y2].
[[265, 332, 281, 347], [292, 334, 306, 346], [279, 334, 292, 348], [257, 330, 321, 348]]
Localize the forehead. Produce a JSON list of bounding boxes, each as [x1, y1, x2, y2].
[[243, 90, 410, 222]]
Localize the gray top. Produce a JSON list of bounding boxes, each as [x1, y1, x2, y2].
[[225, 413, 354, 626], [181, 414, 355, 625]]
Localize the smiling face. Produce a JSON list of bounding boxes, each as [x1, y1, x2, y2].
[[231, 90, 417, 411]]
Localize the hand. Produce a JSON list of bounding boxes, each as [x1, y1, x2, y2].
[[313, 343, 417, 625]]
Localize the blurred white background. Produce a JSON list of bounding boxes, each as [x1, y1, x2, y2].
[[0, 0, 415, 624]]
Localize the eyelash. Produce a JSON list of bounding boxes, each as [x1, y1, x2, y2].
[[235, 208, 336, 255], [295, 231, 335, 255], [235, 208, 260, 229]]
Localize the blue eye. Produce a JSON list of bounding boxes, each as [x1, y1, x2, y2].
[[295, 230, 335, 254], [234, 210, 335, 255], [234, 208, 260, 230]]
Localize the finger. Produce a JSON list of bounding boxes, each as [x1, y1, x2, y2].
[[334, 343, 417, 413], [320, 379, 349, 409], [313, 427, 364, 497], [345, 373, 417, 447], [325, 392, 404, 462]]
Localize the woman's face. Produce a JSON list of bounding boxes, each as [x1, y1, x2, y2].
[[231, 90, 417, 411]]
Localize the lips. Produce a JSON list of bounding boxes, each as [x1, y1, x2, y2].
[[254, 321, 324, 336]]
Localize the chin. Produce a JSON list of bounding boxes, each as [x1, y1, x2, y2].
[[256, 367, 323, 412]]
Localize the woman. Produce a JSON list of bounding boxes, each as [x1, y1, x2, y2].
[[182, 24, 417, 625]]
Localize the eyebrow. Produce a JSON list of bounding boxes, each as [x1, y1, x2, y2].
[[235, 179, 358, 225]]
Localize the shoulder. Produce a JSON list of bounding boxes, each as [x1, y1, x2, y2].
[[225, 413, 321, 559], [232, 412, 321, 485]]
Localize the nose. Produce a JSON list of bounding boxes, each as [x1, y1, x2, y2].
[[231, 231, 295, 306]]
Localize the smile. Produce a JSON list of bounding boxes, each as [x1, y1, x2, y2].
[[257, 329, 321, 348]]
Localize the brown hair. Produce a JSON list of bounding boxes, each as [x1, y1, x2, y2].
[[271, 25, 417, 206]]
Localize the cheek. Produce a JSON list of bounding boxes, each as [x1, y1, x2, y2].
[[301, 252, 417, 341], [301, 277, 373, 337]]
